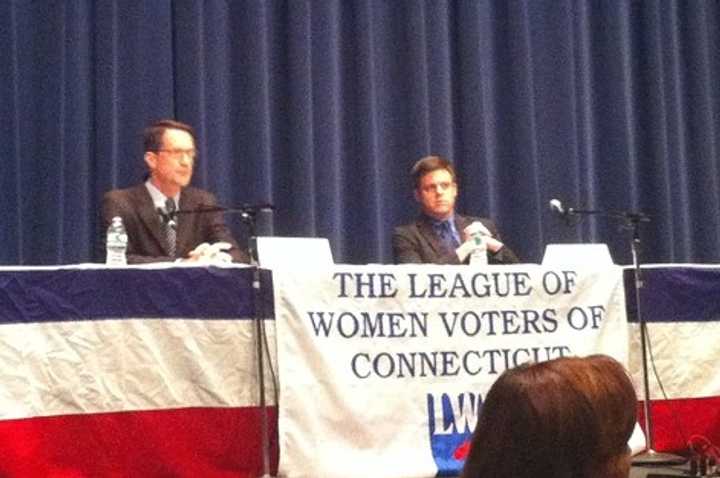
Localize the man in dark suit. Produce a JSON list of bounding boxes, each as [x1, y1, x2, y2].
[[102, 119, 247, 264], [392, 155, 519, 265]]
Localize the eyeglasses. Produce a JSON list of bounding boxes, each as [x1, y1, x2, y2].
[[156, 149, 197, 160], [421, 181, 454, 193]]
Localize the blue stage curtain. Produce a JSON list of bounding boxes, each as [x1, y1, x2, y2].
[[2, 0, 719, 265]]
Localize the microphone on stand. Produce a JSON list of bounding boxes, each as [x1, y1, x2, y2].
[[548, 198, 564, 215], [549, 198, 574, 217], [157, 208, 174, 229], [157, 202, 177, 230], [175, 203, 275, 215], [546, 197, 679, 465], [549, 198, 576, 224], [179, 203, 275, 237], [165, 198, 177, 230], [548, 198, 650, 225]]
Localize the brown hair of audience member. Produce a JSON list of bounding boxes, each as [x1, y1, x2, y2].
[[461, 355, 637, 478], [411, 155, 457, 190], [143, 119, 196, 153]]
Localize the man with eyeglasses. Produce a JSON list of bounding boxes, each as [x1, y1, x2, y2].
[[392, 155, 519, 264], [101, 119, 247, 263]]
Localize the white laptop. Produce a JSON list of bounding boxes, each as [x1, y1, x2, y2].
[[254, 236, 334, 269], [541, 243, 614, 266]]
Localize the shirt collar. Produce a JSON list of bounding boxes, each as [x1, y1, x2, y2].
[[425, 213, 455, 227], [145, 180, 180, 210], [427, 213, 459, 238]]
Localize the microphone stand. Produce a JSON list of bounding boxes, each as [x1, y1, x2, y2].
[[624, 215, 685, 466], [556, 206, 685, 465], [238, 208, 276, 478], [176, 204, 276, 477], [173, 203, 274, 219]]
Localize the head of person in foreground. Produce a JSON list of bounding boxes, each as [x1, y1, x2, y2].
[[461, 354, 637, 478]]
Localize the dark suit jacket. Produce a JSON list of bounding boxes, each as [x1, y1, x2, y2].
[[392, 214, 519, 265], [102, 184, 248, 264]]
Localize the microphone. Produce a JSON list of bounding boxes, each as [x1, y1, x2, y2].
[[549, 198, 567, 216], [158, 199, 177, 230], [548, 199, 650, 224], [165, 198, 177, 230]]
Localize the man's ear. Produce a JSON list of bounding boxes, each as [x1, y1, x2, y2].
[[144, 152, 156, 171], [413, 188, 421, 203]]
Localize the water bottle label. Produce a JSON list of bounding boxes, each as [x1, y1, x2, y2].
[[106, 222, 128, 266], [107, 233, 128, 244]]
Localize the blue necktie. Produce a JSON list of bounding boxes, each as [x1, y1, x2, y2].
[[436, 220, 458, 251]]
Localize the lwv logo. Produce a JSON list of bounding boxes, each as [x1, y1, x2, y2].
[[427, 392, 482, 477]]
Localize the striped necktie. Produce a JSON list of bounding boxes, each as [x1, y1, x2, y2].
[[164, 198, 177, 259]]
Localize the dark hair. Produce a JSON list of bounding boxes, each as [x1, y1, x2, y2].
[[143, 119, 196, 153], [461, 355, 637, 478], [411, 155, 456, 189]]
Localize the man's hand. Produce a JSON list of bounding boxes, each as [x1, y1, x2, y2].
[[462, 221, 505, 256], [484, 236, 504, 253], [184, 242, 233, 264], [456, 238, 479, 262], [463, 221, 492, 240]]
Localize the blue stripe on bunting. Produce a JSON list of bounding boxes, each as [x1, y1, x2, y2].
[[625, 267, 720, 323], [0, 267, 274, 324]]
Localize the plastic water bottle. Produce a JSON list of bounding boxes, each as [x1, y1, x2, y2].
[[468, 234, 488, 266], [106, 216, 128, 265]]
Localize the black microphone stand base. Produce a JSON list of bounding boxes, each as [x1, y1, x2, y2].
[[633, 448, 687, 466]]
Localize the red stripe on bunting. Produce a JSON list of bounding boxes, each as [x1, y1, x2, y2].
[[0, 406, 278, 478], [638, 397, 720, 453]]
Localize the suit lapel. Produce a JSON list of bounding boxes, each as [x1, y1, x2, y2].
[[455, 215, 471, 239], [133, 185, 169, 254], [417, 217, 444, 257], [175, 189, 194, 256]]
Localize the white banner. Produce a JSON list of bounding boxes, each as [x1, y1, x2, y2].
[[274, 264, 629, 478]]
